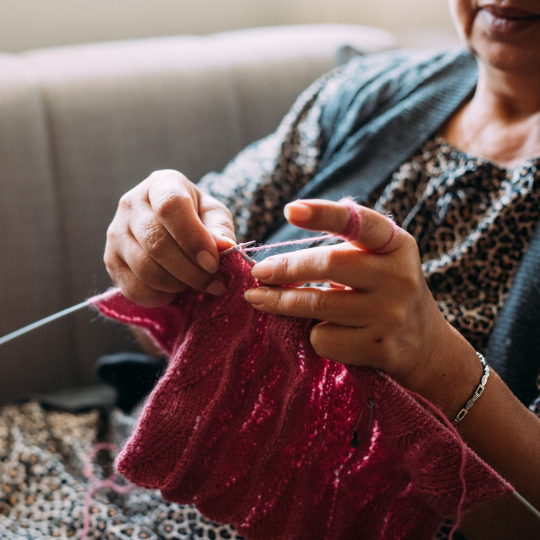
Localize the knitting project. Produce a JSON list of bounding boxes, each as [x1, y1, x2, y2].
[[95, 254, 512, 540]]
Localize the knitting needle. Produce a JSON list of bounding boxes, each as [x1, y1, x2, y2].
[[220, 240, 256, 256], [512, 491, 540, 521], [221, 240, 257, 265], [0, 243, 259, 348], [0, 299, 92, 346]]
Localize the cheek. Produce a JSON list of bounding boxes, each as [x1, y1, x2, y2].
[[448, 0, 477, 47]]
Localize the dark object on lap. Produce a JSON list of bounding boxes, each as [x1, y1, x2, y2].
[[95, 352, 167, 412]]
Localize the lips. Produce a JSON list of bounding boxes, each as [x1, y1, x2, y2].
[[480, 5, 540, 19], [477, 4, 540, 35]]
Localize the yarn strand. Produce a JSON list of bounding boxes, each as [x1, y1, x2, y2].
[[81, 442, 136, 540]]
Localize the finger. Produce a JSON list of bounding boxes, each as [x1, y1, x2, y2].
[[115, 228, 190, 294], [199, 192, 237, 251], [106, 207, 186, 296], [244, 286, 371, 326], [106, 253, 178, 308], [127, 202, 226, 295], [284, 199, 403, 254], [310, 322, 386, 367], [146, 170, 222, 273], [251, 243, 385, 290]]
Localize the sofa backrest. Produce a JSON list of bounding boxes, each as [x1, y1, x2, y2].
[[0, 24, 395, 403]]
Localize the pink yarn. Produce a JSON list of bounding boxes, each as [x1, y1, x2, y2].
[[338, 197, 363, 242], [94, 253, 512, 540], [338, 197, 397, 253], [81, 443, 136, 540]]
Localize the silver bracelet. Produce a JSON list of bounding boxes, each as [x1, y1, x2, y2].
[[452, 352, 490, 424]]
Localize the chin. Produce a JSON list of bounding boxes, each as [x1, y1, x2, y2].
[[471, 35, 540, 75]]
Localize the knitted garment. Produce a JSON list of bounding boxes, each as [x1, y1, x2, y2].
[[95, 253, 512, 540]]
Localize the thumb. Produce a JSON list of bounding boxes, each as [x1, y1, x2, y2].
[[199, 193, 237, 251], [284, 198, 403, 254]]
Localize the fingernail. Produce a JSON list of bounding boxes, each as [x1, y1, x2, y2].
[[206, 280, 227, 296], [197, 250, 219, 273], [252, 259, 274, 280], [284, 202, 312, 222], [244, 287, 268, 305]]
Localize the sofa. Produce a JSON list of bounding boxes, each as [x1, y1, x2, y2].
[[0, 24, 396, 405]]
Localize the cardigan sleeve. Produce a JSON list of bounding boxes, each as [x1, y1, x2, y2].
[[197, 67, 344, 243]]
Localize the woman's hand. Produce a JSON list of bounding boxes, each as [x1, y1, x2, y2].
[[104, 169, 237, 308], [244, 199, 474, 397]]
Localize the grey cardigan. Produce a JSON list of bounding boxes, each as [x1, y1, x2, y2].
[[268, 49, 540, 406]]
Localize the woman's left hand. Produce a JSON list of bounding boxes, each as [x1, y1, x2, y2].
[[244, 199, 463, 394]]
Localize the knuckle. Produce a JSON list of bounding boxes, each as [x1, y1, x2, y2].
[[389, 303, 408, 329], [361, 209, 378, 236], [273, 289, 288, 311], [216, 212, 235, 234], [398, 269, 422, 295], [118, 193, 132, 211], [148, 169, 185, 184], [105, 224, 116, 243], [273, 255, 291, 280], [154, 193, 183, 221], [400, 230, 419, 254], [142, 227, 170, 258], [103, 253, 116, 277], [325, 247, 343, 269], [309, 290, 327, 314], [180, 227, 201, 250], [215, 200, 232, 219]]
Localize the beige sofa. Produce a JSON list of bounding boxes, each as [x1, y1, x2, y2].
[[0, 24, 395, 404]]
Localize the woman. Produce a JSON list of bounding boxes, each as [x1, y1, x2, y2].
[[103, 1, 540, 538]]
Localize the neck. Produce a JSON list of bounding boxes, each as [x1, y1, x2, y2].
[[442, 58, 540, 167], [473, 61, 540, 120]]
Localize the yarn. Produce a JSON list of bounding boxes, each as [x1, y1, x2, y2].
[[94, 253, 513, 540], [233, 197, 395, 256], [337, 197, 363, 241], [0, 199, 391, 349], [81, 443, 136, 540]]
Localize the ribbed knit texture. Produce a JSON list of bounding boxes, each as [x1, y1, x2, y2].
[[96, 253, 512, 540]]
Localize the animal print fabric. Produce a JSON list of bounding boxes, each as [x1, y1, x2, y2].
[[373, 136, 540, 355], [0, 402, 244, 540], [1, 65, 539, 539]]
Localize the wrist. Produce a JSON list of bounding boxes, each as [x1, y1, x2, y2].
[[400, 321, 484, 420]]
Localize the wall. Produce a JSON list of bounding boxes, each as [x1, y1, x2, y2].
[[0, 0, 458, 53]]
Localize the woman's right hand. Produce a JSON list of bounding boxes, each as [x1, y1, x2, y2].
[[104, 169, 237, 307]]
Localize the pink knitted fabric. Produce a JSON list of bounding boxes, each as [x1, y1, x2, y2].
[[95, 254, 512, 540]]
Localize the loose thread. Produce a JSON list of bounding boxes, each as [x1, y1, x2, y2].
[[81, 442, 136, 540], [394, 384, 470, 538], [238, 233, 336, 254], [237, 199, 397, 255]]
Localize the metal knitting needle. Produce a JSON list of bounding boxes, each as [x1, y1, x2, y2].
[[0, 299, 92, 346], [512, 491, 540, 521], [221, 240, 256, 256], [222, 240, 257, 265], [0, 242, 259, 348], [0, 241, 259, 348]]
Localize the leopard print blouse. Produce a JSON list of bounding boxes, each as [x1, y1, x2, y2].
[[1, 67, 538, 539]]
